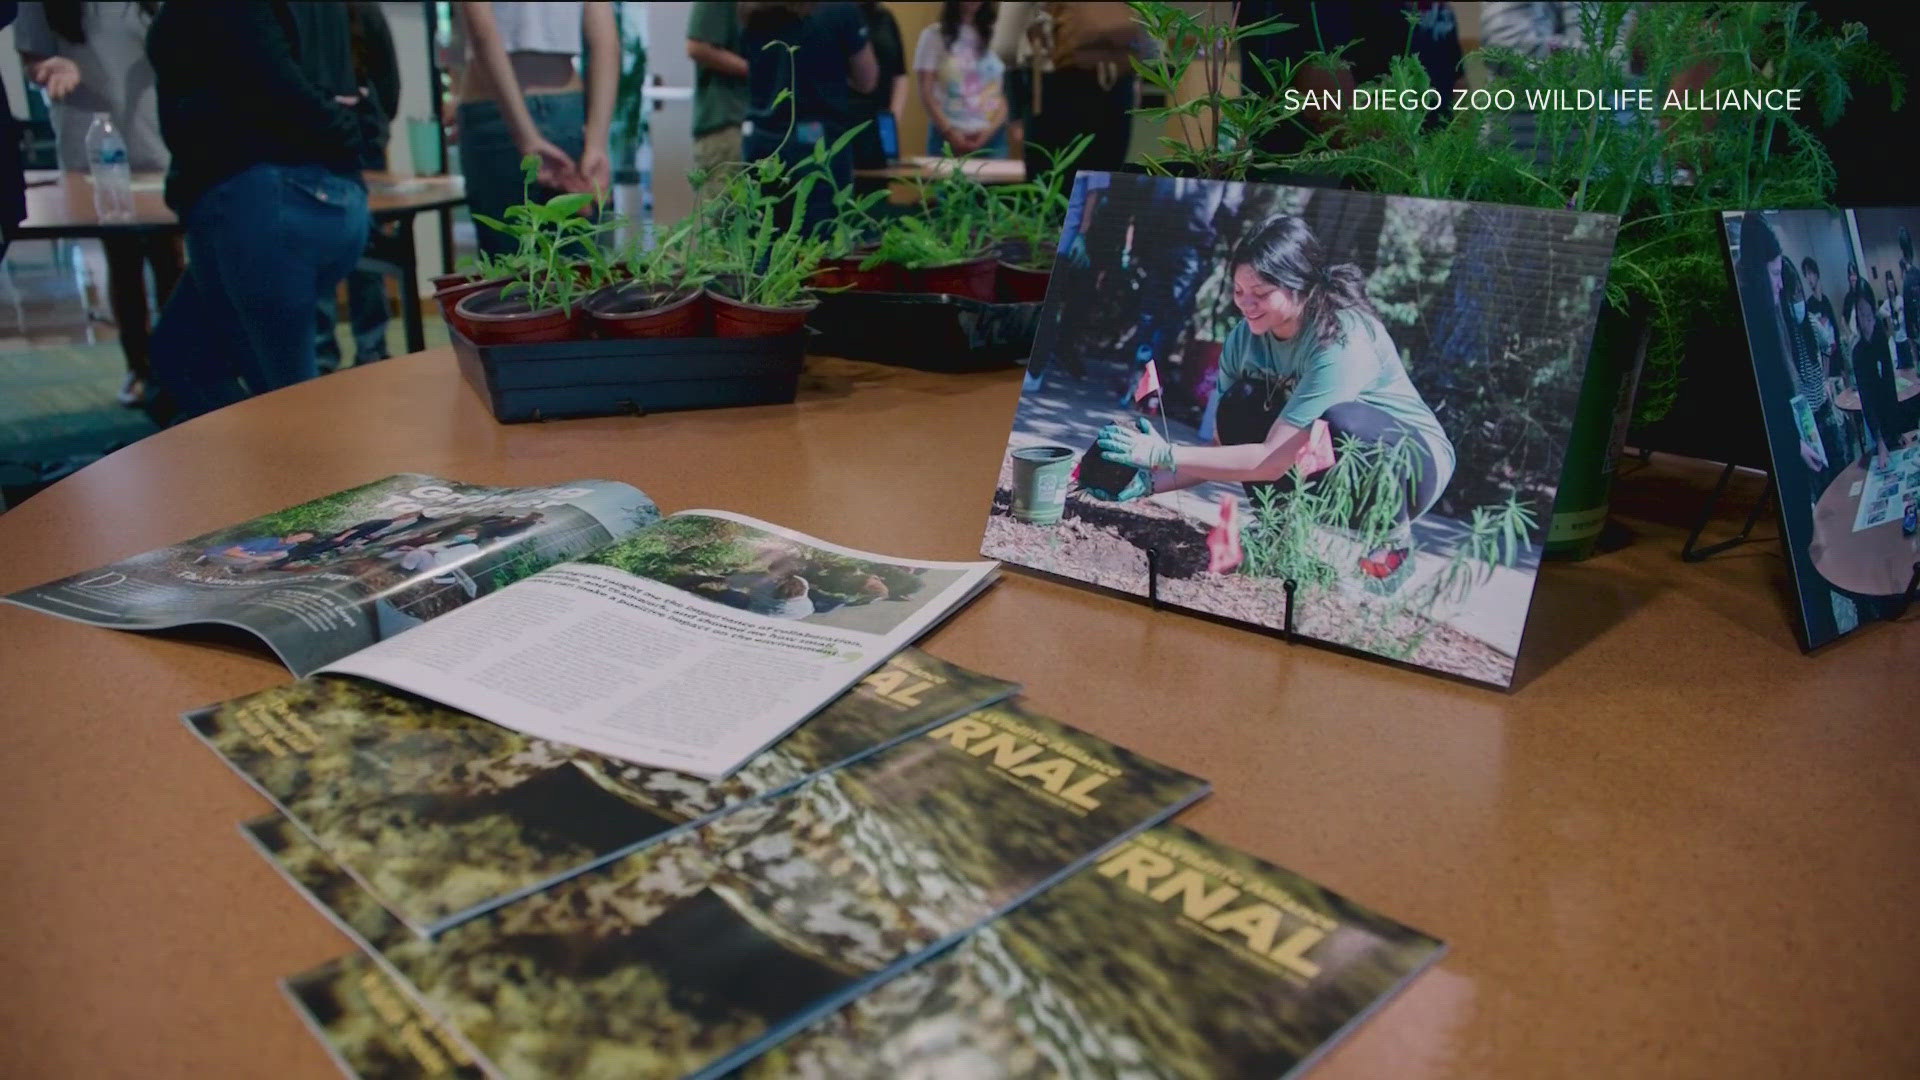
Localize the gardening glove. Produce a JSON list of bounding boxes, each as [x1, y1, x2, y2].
[[1098, 417, 1176, 472], [1082, 467, 1154, 503], [1063, 234, 1090, 271]]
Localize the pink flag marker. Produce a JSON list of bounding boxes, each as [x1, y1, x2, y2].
[[1132, 359, 1162, 406], [1206, 493, 1243, 574]]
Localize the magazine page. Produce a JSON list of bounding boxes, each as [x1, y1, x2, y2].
[[321, 510, 999, 779], [189, 650, 1018, 936], [3, 474, 659, 676], [250, 703, 1207, 1080], [742, 822, 1444, 1079], [282, 954, 484, 1080], [986, 173, 1618, 687]]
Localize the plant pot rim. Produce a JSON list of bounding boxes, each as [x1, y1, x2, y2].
[[584, 281, 701, 317], [704, 287, 819, 315], [997, 259, 1051, 274], [914, 253, 998, 271], [456, 284, 570, 323], [437, 274, 508, 296]]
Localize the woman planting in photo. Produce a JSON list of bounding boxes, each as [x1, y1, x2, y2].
[[1088, 214, 1456, 583]]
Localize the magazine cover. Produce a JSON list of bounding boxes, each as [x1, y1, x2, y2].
[[191, 650, 1017, 936], [742, 822, 1442, 1079], [3, 474, 657, 675], [1723, 209, 1920, 649], [987, 173, 1618, 686], [283, 954, 484, 1080], [358, 703, 1207, 1080]]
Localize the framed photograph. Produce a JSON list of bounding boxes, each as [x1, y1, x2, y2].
[[1723, 210, 1920, 650], [983, 173, 1619, 687]]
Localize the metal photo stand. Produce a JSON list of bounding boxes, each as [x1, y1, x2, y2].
[[1680, 461, 1776, 562], [1144, 546, 1297, 643]]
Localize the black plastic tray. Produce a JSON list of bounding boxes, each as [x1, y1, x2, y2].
[[452, 325, 808, 423], [806, 290, 1042, 372]]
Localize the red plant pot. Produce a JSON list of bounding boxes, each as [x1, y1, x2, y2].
[[584, 284, 709, 339], [912, 256, 998, 301], [813, 251, 901, 292], [709, 289, 817, 338], [997, 261, 1051, 302], [432, 271, 480, 292], [436, 276, 506, 340], [455, 285, 581, 346]]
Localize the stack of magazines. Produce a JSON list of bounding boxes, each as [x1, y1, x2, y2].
[[7, 475, 1444, 1080]]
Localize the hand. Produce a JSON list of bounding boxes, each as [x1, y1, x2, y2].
[[440, 98, 461, 141], [29, 57, 81, 101], [575, 143, 611, 199], [519, 135, 582, 190], [1799, 439, 1826, 472], [1082, 467, 1153, 503], [1097, 417, 1176, 472]]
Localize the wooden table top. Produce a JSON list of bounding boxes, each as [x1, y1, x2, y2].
[[15, 169, 465, 238], [0, 350, 1915, 1079], [1812, 456, 1920, 595]]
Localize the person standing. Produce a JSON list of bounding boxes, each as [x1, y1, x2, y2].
[[144, 1, 379, 422], [997, 1, 1142, 175], [846, 0, 907, 169], [315, 1, 400, 374], [16, 0, 181, 408], [687, 0, 750, 193], [455, 2, 618, 258], [737, 1, 877, 237], [914, 0, 1007, 157]]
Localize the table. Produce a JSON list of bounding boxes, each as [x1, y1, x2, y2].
[[0, 353, 1916, 1079], [13, 169, 466, 353], [854, 156, 1027, 202], [1811, 456, 1920, 595], [1832, 370, 1920, 411]]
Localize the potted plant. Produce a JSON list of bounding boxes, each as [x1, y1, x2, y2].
[[457, 156, 615, 346], [582, 216, 713, 339], [985, 134, 1095, 301], [812, 183, 898, 292], [861, 214, 997, 300]]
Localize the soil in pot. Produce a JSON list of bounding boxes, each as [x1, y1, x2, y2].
[[998, 261, 1051, 303], [708, 289, 817, 338], [456, 285, 581, 346], [912, 256, 998, 301], [584, 284, 708, 339]]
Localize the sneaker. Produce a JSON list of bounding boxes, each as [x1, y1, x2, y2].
[[116, 372, 146, 408]]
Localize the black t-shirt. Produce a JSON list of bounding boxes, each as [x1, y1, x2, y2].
[[847, 3, 903, 120], [740, 1, 869, 133], [149, 1, 379, 212]]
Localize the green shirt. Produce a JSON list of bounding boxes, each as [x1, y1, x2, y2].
[[688, 0, 749, 137], [1218, 308, 1456, 515]]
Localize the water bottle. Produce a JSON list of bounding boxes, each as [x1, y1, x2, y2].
[[84, 113, 134, 222]]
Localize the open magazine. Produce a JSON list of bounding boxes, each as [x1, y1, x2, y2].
[[283, 954, 483, 1080], [190, 650, 1017, 937], [243, 702, 1209, 1080], [3, 474, 658, 676], [9, 476, 999, 779]]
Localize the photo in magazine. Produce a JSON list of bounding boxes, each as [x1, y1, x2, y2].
[[191, 649, 1017, 936], [283, 954, 483, 1080], [3, 474, 659, 675], [746, 823, 1444, 1080], [1722, 210, 1920, 649], [985, 173, 1618, 686], [249, 705, 1207, 1080]]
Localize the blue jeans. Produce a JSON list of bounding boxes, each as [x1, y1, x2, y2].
[[926, 124, 1008, 158], [459, 92, 587, 259], [149, 164, 370, 421], [315, 266, 391, 372]]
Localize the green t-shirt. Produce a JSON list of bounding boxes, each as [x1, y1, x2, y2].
[[689, 0, 749, 136], [1217, 308, 1456, 515]]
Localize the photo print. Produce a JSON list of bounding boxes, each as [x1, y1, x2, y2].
[[984, 173, 1619, 686], [1724, 210, 1920, 650]]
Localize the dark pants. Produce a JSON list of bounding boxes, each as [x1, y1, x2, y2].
[[149, 163, 369, 422], [103, 233, 184, 380], [1217, 384, 1439, 533], [459, 92, 587, 259], [315, 266, 392, 372], [1023, 68, 1134, 177]]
